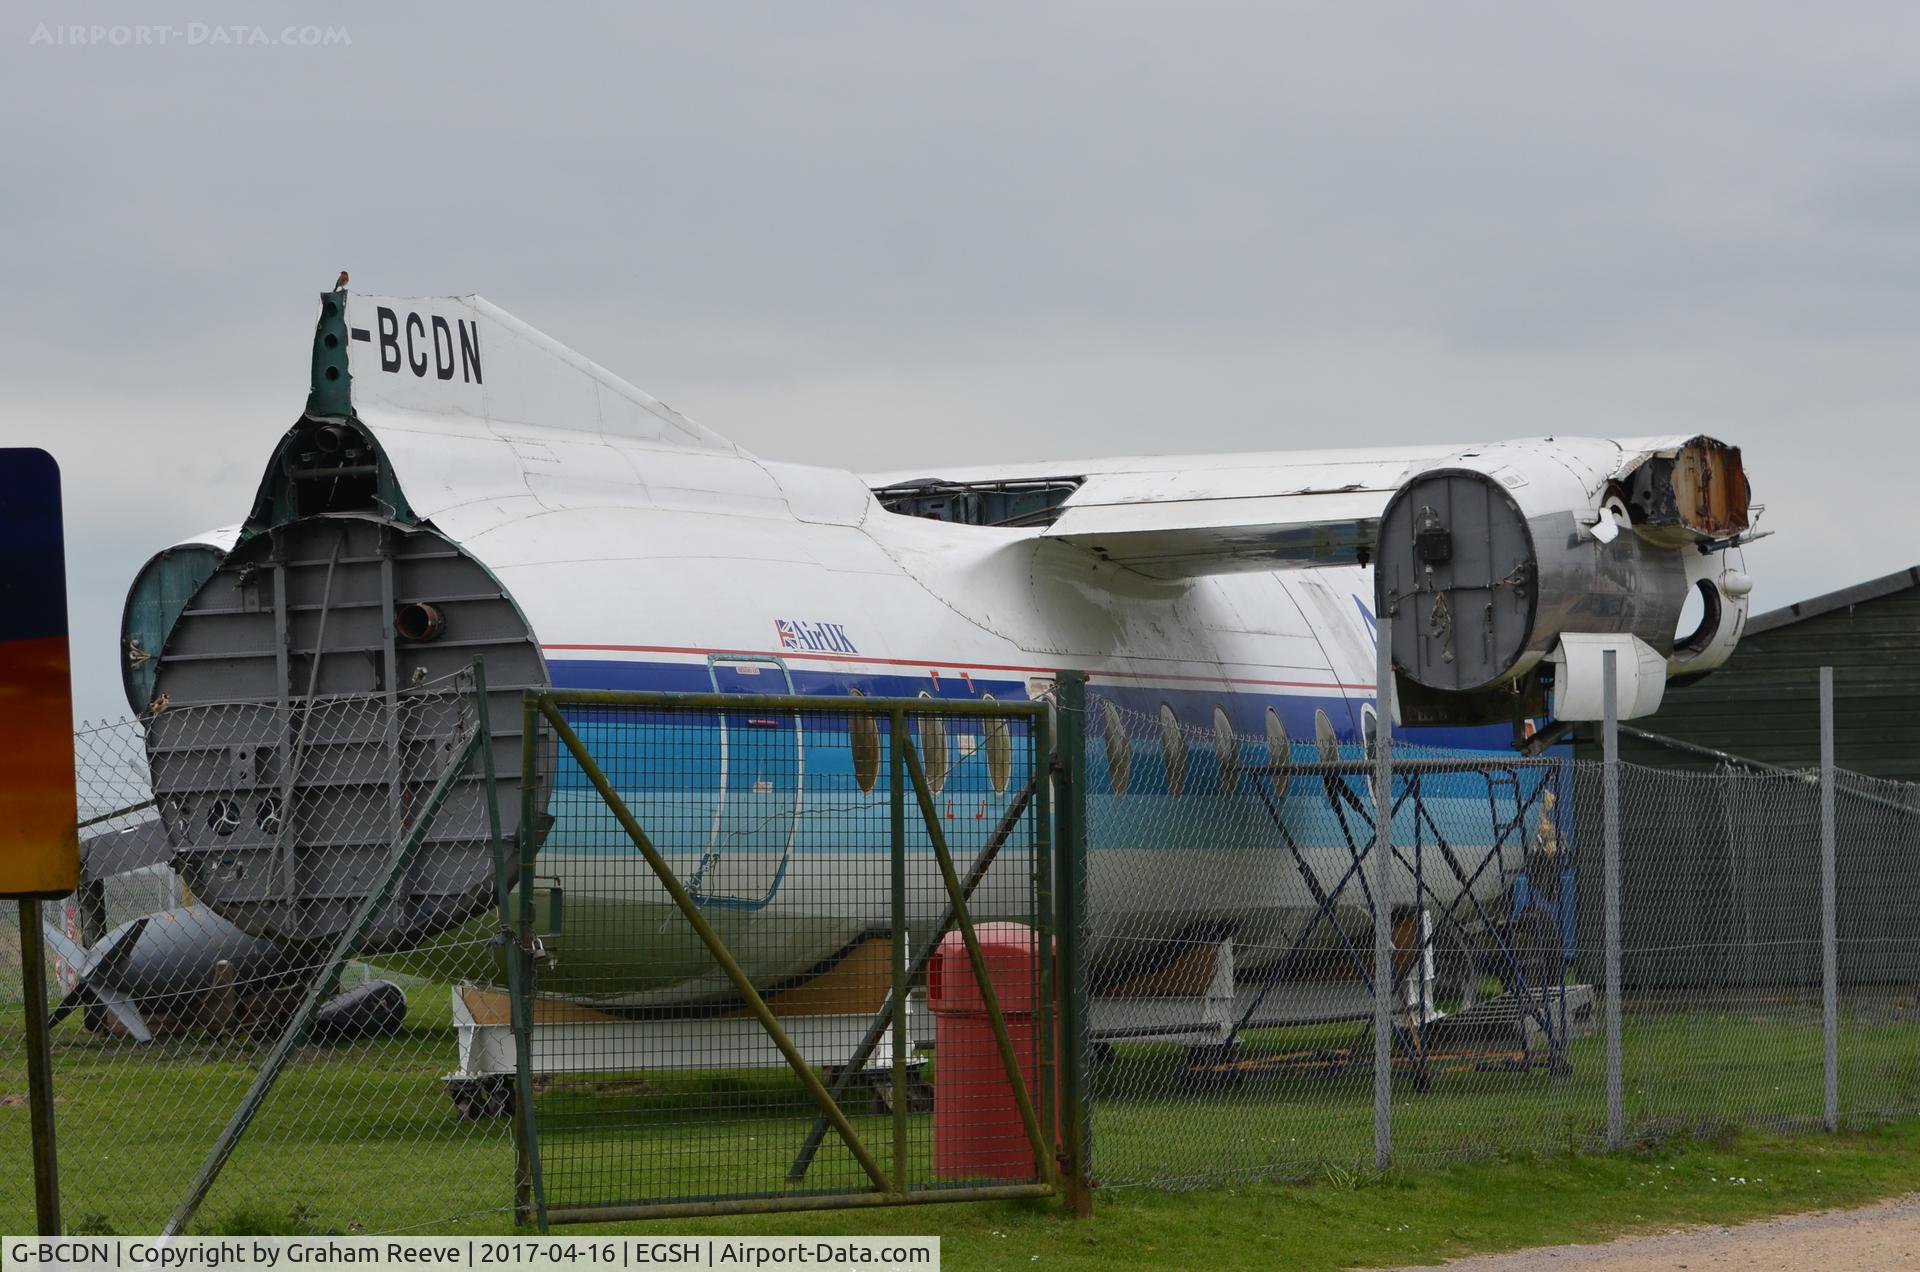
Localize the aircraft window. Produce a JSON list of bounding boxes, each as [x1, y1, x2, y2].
[[1102, 700, 1132, 795], [916, 692, 950, 795], [1314, 709, 1339, 764], [1360, 704, 1380, 760], [982, 693, 1012, 795], [1159, 704, 1188, 797], [848, 688, 880, 794], [1213, 706, 1239, 797], [872, 477, 1084, 528], [1266, 707, 1290, 794]]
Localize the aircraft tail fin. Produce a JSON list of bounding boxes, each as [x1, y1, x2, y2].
[[314, 284, 737, 453]]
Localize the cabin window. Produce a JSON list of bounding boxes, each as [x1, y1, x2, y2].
[[1266, 707, 1290, 793], [982, 693, 1012, 795], [916, 692, 950, 795], [1102, 700, 1132, 795], [1314, 708, 1339, 764], [1213, 706, 1239, 797], [1159, 704, 1188, 797], [848, 688, 880, 794], [1360, 704, 1380, 760]]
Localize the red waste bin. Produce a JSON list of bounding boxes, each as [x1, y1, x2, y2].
[[927, 921, 1056, 1179]]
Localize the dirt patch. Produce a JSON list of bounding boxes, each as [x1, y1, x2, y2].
[[1383, 1193, 1920, 1270], [0, 1093, 28, 1108]]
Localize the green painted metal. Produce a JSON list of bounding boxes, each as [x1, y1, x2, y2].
[[20, 899, 61, 1234], [544, 1182, 1056, 1226], [1033, 703, 1056, 1188], [900, 735, 1056, 1189], [534, 699, 895, 1196], [304, 288, 353, 421], [519, 686, 1070, 1220], [784, 773, 1040, 1183], [890, 708, 910, 1194], [243, 421, 416, 532], [120, 542, 228, 711], [514, 694, 550, 1230], [1054, 671, 1093, 1217], [481, 665, 546, 1231], [165, 720, 486, 1236], [246, 288, 430, 532]]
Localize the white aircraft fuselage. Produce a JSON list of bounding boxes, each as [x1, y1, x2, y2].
[[123, 289, 1756, 1008]]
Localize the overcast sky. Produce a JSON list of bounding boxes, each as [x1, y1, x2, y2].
[[6, 3, 1918, 722]]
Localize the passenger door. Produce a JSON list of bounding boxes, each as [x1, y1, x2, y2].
[[692, 655, 803, 910]]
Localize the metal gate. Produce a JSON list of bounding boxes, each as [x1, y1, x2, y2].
[[493, 688, 1085, 1225], [695, 656, 803, 910]]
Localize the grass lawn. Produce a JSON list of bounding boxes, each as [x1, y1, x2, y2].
[[5, 973, 1920, 1269], [70, 1123, 1920, 1272]]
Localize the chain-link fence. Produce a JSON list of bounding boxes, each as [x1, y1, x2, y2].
[[514, 691, 1058, 1224], [1, 673, 517, 1235], [9, 672, 1920, 1230], [1066, 688, 1920, 1192]]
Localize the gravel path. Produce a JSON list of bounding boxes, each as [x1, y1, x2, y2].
[[1383, 1194, 1920, 1270]]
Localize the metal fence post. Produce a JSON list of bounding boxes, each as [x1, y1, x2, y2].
[[889, 707, 909, 1193], [1055, 671, 1093, 1217], [1820, 665, 1838, 1132], [19, 898, 61, 1234], [1372, 623, 1393, 1172], [1603, 648, 1623, 1151], [510, 689, 548, 1230]]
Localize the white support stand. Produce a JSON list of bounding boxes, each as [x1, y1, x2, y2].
[[1089, 935, 1243, 1047], [444, 982, 930, 1117], [1087, 918, 1448, 1054]]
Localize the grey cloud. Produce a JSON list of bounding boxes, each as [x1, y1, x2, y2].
[[4, 1, 1919, 722]]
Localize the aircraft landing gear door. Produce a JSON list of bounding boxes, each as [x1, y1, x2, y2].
[[694, 655, 803, 910]]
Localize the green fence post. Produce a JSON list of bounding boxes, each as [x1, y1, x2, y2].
[[1034, 699, 1057, 1195], [900, 737, 1055, 1188], [890, 708, 910, 1193], [1054, 671, 1093, 1217], [515, 693, 550, 1230]]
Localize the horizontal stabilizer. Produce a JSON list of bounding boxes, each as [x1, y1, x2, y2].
[[869, 435, 1737, 581], [1044, 487, 1391, 575], [869, 448, 1449, 578]]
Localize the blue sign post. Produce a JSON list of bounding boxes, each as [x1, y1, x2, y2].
[[1, 447, 77, 1234]]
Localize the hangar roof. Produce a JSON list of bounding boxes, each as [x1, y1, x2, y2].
[[1746, 564, 1920, 636]]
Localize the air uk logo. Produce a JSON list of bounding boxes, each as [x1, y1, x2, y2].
[[775, 619, 858, 655]]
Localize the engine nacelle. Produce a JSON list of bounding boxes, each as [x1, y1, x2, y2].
[[1377, 435, 1751, 724]]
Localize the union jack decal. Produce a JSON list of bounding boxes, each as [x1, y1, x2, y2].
[[774, 618, 857, 654]]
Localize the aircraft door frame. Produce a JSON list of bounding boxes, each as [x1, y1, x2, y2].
[[690, 654, 804, 910]]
